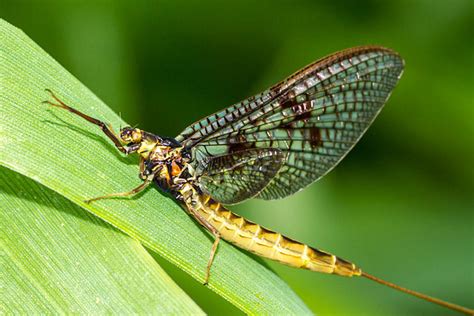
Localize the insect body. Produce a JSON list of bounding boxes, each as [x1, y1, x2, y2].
[[44, 46, 473, 314], [117, 128, 360, 277]]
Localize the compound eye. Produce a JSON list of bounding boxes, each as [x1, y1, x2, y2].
[[119, 127, 133, 141]]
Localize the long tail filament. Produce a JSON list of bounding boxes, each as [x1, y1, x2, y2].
[[362, 272, 473, 315]]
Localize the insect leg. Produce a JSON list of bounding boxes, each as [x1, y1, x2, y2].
[[186, 205, 221, 285], [85, 176, 153, 204], [43, 89, 128, 153], [205, 234, 220, 285], [138, 158, 146, 179]]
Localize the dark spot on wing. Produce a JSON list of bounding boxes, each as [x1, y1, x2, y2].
[[309, 127, 322, 148], [280, 91, 297, 109], [227, 135, 256, 153], [280, 110, 312, 131], [228, 142, 254, 153], [295, 111, 312, 122]]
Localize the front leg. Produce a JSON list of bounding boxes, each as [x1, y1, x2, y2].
[[43, 89, 130, 154]]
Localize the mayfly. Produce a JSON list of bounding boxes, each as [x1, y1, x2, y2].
[[44, 46, 472, 314]]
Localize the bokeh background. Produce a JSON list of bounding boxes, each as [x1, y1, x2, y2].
[[2, 1, 472, 315]]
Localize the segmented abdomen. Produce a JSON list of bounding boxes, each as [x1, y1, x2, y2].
[[198, 195, 361, 277]]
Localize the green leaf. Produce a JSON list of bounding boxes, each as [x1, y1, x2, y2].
[[0, 19, 311, 314], [0, 167, 203, 314]]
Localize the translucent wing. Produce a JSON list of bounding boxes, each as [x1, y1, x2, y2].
[[177, 46, 404, 201], [197, 148, 285, 204]]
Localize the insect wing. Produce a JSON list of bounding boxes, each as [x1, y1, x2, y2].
[[197, 148, 285, 204], [177, 46, 404, 201]]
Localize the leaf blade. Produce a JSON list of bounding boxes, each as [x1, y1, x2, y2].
[[0, 167, 203, 314]]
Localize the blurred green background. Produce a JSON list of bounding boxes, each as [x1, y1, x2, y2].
[[2, 0, 472, 315]]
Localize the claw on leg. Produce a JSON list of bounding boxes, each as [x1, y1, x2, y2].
[[43, 89, 69, 109]]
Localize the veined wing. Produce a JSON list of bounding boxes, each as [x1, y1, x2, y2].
[[177, 46, 404, 201], [197, 148, 285, 204]]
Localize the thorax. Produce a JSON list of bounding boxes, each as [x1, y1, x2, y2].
[[141, 141, 192, 188]]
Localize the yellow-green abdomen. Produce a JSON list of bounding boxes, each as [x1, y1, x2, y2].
[[198, 195, 361, 277]]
